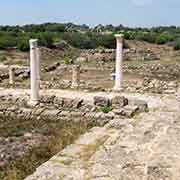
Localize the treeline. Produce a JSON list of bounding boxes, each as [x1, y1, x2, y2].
[[1, 23, 180, 51]]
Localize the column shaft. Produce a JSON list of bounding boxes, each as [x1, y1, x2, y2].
[[71, 65, 80, 88], [114, 34, 124, 91], [9, 67, 15, 85], [29, 39, 40, 103]]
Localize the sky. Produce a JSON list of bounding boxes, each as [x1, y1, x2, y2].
[[0, 0, 180, 27]]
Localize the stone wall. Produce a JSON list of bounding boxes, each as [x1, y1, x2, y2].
[[77, 48, 160, 62], [0, 94, 148, 124]]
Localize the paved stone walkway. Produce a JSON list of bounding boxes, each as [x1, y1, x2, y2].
[[0, 88, 179, 179]]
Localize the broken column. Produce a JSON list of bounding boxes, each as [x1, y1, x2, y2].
[[113, 34, 124, 91], [71, 65, 80, 89], [29, 39, 40, 104], [9, 66, 15, 85]]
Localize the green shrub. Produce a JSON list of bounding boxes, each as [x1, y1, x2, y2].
[[155, 36, 166, 44], [62, 32, 96, 49], [0, 34, 17, 49], [174, 38, 180, 50], [17, 37, 29, 52], [0, 56, 7, 62], [97, 34, 116, 49], [64, 57, 73, 64], [38, 32, 54, 48], [98, 106, 112, 113], [123, 41, 129, 49]]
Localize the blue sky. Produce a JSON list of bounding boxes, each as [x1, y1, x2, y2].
[[0, 0, 180, 27]]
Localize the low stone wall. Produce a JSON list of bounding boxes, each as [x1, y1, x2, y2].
[[77, 48, 160, 63], [0, 94, 148, 124]]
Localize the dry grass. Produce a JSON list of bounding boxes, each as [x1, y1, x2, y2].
[[0, 117, 92, 180]]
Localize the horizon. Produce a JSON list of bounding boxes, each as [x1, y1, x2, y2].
[[0, 21, 180, 29], [0, 0, 180, 27]]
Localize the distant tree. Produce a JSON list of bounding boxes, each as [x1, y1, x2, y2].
[[62, 32, 96, 49], [38, 32, 54, 48], [17, 37, 29, 52], [45, 23, 66, 32], [174, 38, 180, 50], [97, 34, 116, 49], [0, 33, 17, 49], [155, 32, 174, 44]]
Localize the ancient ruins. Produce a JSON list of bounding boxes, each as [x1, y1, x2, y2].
[[0, 33, 180, 180]]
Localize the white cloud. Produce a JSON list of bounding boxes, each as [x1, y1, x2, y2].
[[131, 0, 153, 6]]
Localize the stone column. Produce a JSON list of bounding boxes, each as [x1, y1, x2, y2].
[[113, 34, 124, 91], [9, 66, 15, 85], [71, 65, 80, 89], [36, 48, 41, 86], [29, 39, 40, 104]]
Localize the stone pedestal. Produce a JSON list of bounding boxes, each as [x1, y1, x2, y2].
[[71, 65, 80, 89], [29, 39, 40, 104], [113, 34, 124, 91], [9, 66, 15, 85]]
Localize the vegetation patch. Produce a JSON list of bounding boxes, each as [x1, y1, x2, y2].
[[0, 116, 93, 180]]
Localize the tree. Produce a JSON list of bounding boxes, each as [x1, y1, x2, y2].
[[97, 34, 116, 49], [38, 32, 54, 48], [174, 38, 180, 50], [0, 33, 17, 49], [17, 37, 29, 52]]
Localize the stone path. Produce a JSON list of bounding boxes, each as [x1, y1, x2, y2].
[[0, 88, 179, 179]]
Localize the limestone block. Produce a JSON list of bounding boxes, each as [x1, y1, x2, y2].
[[128, 99, 148, 112], [111, 96, 128, 109], [94, 96, 110, 107]]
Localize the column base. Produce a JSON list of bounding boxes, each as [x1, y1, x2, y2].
[[113, 86, 123, 92], [71, 84, 79, 89], [28, 99, 39, 107], [9, 81, 15, 86]]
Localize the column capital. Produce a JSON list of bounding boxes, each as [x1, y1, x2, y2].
[[115, 34, 124, 41], [29, 39, 38, 49]]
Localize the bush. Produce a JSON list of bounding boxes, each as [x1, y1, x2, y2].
[[0, 56, 7, 62], [123, 41, 129, 49], [62, 32, 96, 49], [97, 34, 116, 49], [0, 34, 17, 49], [155, 33, 171, 45], [17, 37, 29, 52], [38, 32, 54, 48], [64, 57, 73, 64], [155, 35, 167, 44], [98, 106, 112, 113], [174, 38, 180, 50]]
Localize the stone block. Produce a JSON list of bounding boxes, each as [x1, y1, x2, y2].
[[63, 98, 74, 109], [93, 96, 110, 107], [53, 97, 64, 107], [41, 109, 60, 120], [111, 96, 128, 109], [113, 105, 139, 118], [40, 95, 55, 104], [72, 98, 83, 109], [128, 99, 148, 112]]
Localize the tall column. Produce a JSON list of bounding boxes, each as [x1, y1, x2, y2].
[[71, 65, 80, 89], [9, 66, 15, 85], [29, 39, 40, 104], [36, 48, 41, 87], [113, 34, 124, 91]]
